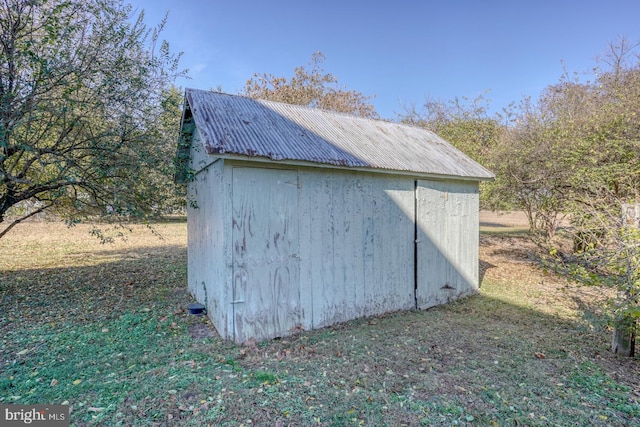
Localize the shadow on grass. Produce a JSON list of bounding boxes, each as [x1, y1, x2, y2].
[[480, 227, 531, 236], [1, 247, 638, 426], [0, 245, 188, 327], [478, 259, 496, 287]]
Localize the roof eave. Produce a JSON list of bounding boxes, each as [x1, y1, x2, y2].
[[209, 153, 495, 182]]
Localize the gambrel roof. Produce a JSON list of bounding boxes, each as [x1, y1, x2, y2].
[[180, 88, 494, 181]]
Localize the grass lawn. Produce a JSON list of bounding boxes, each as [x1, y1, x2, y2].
[[1, 221, 639, 426]]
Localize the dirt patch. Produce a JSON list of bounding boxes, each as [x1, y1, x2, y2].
[[480, 210, 529, 228], [188, 321, 218, 339]]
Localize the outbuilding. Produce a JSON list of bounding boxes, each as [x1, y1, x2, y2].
[[177, 89, 494, 343]]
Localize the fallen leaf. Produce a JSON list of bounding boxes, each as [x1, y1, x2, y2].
[[50, 379, 59, 387], [88, 407, 104, 412], [16, 348, 31, 356], [72, 379, 82, 385], [534, 352, 546, 359]]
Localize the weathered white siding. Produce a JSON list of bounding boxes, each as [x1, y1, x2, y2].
[[231, 167, 301, 342], [187, 157, 482, 343], [186, 129, 230, 337], [298, 169, 415, 330], [415, 179, 479, 309]]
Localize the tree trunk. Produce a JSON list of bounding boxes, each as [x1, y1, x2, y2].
[[611, 317, 636, 357]]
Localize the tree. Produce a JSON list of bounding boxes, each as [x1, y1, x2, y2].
[[399, 93, 502, 164], [242, 52, 378, 118], [146, 85, 187, 215], [0, 0, 184, 239], [487, 94, 577, 239], [544, 187, 639, 356], [397, 37, 640, 355], [535, 38, 640, 355], [398, 93, 503, 208]]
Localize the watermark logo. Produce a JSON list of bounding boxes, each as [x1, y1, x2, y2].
[[1, 405, 69, 426]]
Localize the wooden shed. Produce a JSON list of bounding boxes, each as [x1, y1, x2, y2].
[[177, 89, 494, 343]]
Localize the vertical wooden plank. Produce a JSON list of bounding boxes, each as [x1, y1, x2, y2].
[[367, 176, 385, 316], [377, 177, 415, 313], [332, 173, 365, 322], [186, 131, 209, 306], [297, 170, 312, 331], [299, 169, 334, 330], [187, 136, 230, 339], [320, 175, 335, 327], [222, 162, 235, 338], [350, 176, 366, 318], [329, 173, 348, 324], [231, 167, 300, 342], [360, 175, 414, 316], [416, 179, 479, 310], [362, 176, 376, 316]]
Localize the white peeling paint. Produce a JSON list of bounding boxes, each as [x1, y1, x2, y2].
[[187, 156, 481, 343], [415, 179, 480, 309]]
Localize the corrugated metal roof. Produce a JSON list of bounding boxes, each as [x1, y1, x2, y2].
[[183, 88, 495, 180]]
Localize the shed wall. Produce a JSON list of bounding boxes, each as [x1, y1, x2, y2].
[[188, 156, 481, 342], [186, 130, 230, 337], [298, 168, 415, 330], [415, 179, 479, 309], [230, 167, 301, 342]]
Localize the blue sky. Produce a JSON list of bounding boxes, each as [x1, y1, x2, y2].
[[129, 0, 640, 120]]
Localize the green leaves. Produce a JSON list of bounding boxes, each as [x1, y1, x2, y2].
[[0, 0, 186, 236], [401, 37, 640, 354]]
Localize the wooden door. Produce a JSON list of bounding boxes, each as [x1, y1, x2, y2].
[[231, 167, 300, 342], [415, 180, 479, 309]]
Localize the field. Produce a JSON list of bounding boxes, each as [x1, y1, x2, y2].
[[1, 218, 639, 426]]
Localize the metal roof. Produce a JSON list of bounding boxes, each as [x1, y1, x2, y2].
[[182, 88, 495, 180]]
